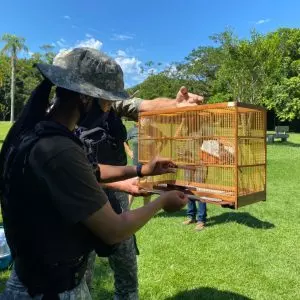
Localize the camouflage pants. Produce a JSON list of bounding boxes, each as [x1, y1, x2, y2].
[[85, 251, 97, 291], [0, 266, 91, 300], [85, 191, 139, 300]]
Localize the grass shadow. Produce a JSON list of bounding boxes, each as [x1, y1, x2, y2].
[[154, 209, 187, 219], [207, 212, 275, 229], [164, 287, 252, 300], [155, 210, 274, 230]]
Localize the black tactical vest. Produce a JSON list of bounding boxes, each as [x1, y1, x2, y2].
[[1, 121, 117, 267], [78, 102, 128, 166]]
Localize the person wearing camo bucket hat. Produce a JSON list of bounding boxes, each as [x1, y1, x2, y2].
[[63, 49, 205, 299], [38, 47, 129, 102], [48, 48, 206, 300], [0, 47, 189, 300]]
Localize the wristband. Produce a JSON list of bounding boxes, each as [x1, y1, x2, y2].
[[136, 163, 144, 178]]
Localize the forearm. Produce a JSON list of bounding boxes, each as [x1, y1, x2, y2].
[[114, 198, 164, 242], [99, 180, 127, 191], [112, 97, 177, 121], [139, 98, 177, 112], [84, 189, 185, 245], [98, 164, 138, 183], [87, 196, 164, 245]]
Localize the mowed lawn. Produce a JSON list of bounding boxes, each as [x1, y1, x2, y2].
[[0, 121, 299, 300]]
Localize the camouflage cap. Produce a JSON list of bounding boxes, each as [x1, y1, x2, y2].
[[36, 47, 129, 101]]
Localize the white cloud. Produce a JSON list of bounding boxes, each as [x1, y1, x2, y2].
[[256, 18, 270, 25], [75, 38, 103, 50], [55, 37, 103, 57], [85, 33, 93, 38], [111, 33, 134, 41], [113, 50, 147, 87], [116, 57, 142, 74], [116, 50, 127, 57], [113, 49, 169, 87], [56, 38, 67, 48], [63, 15, 71, 20], [55, 48, 72, 58], [115, 50, 141, 74]]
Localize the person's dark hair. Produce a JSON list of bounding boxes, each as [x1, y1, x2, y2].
[[46, 87, 81, 117], [0, 81, 89, 191], [0, 79, 53, 190], [55, 87, 80, 102]]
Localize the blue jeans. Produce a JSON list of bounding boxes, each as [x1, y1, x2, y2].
[[187, 200, 207, 223]]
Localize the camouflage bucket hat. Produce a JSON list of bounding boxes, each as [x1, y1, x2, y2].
[[36, 47, 129, 101]]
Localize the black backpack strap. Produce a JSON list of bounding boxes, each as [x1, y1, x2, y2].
[[77, 126, 103, 139], [2, 132, 41, 197]]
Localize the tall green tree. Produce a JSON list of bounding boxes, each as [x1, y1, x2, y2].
[[40, 44, 56, 64], [0, 54, 11, 120], [1, 33, 28, 122]]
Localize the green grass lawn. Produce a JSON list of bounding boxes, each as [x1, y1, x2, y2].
[[0, 122, 299, 299]]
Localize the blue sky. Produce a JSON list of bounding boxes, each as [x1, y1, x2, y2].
[[1, 0, 300, 87]]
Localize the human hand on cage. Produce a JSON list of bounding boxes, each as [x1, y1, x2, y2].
[[141, 156, 177, 176], [176, 86, 204, 107], [160, 190, 188, 213], [120, 177, 150, 197]]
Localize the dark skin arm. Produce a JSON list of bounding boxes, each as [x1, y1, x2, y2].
[[98, 156, 176, 183], [83, 190, 187, 245]]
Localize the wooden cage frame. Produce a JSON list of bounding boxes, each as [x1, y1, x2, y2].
[[137, 102, 267, 209]]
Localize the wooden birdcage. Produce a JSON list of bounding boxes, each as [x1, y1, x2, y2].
[[138, 102, 267, 209]]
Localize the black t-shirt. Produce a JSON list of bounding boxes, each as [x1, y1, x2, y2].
[[11, 135, 108, 263], [29, 135, 107, 224]]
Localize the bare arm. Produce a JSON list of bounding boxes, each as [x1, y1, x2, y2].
[[100, 180, 130, 192], [139, 87, 204, 112], [83, 190, 187, 245], [98, 157, 177, 183], [98, 164, 137, 183], [100, 178, 150, 196], [139, 98, 177, 112], [123, 142, 133, 159], [112, 87, 204, 120]]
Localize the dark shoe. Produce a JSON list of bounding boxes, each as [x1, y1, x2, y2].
[[182, 218, 196, 225], [195, 221, 205, 231]]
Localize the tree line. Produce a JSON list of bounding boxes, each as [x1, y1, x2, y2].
[[1, 28, 300, 124]]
